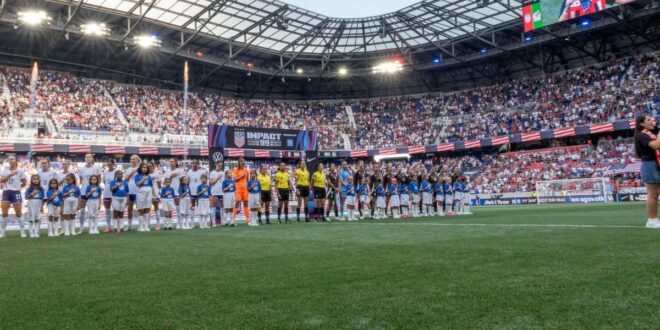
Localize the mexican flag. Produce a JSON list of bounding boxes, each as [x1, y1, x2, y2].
[[522, 0, 543, 32]]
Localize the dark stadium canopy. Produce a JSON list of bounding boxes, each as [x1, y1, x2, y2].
[[0, 0, 657, 99]]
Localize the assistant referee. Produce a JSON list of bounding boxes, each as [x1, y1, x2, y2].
[[257, 164, 273, 224], [311, 163, 326, 222]]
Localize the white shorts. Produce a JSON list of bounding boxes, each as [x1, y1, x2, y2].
[[197, 198, 210, 216], [389, 195, 400, 207], [376, 196, 386, 209], [454, 192, 463, 201], [223, 193, 235, 209], [412, 194, 420, 203], [345, 196, 356, 207], [63, 197, 78, 215], [436, 194, 444, 202], [26, 199, 42, 222], [400, 194, 410, 206], [161, 199, 175, 212], [86, 199, 100, 217], [47, 204, 60, 217], [112, 197, 127, 212], [136, 187, 153, 210], [248, 193, 261, 209], [179, 197, 191, 215], [463, 193, 471, 204], [423, 192, 433, 205], [359, 195, 370, 205], [445, 194, 453, 203]]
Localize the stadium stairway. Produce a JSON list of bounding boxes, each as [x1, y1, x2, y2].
[[345, 105, 357, 129], [103, 86, 129, 128]]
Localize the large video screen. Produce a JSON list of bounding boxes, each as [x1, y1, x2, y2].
[[522, 0, 638, 32]]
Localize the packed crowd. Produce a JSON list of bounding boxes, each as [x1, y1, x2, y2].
[[1, 52, 657, 150]]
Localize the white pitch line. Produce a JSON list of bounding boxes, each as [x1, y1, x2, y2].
[[340, 222, 645, 229]]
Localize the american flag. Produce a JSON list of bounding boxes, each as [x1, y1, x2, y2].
[[553, 127, 575, 138], [629, 119, 636, 129], [408, 146, 426, 154], [31, 144, 53, 153], [105, 146, 125, 154], [604, 162, 641, 175], [437, 143, 455, 152], [378, 148, 397, 155], [200, 148, 209, 157], [0, 143, 13, 152], [255, 150, 270, 158], [350, 149, 368, 157], [53, 144, 69, 153], [139, 147, 159, 155], [613, 119, 634, 131], [170, 148, 188, 156], [491, 136, 509, 146], [590, 122, 614, 134], [464, 140, 481, 149], [227, 148, 245, 157], [521, 131, 541, 142], [574, 125, 591, 135], [270, 151, 284, 158], [69, 145, 91, 154]]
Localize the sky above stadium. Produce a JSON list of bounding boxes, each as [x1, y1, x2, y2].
[[283, 0, 419, 18]]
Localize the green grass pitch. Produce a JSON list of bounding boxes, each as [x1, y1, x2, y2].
[[1, 203, 659, 329]]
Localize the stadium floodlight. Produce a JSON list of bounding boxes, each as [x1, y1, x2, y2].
[[18, 10, 51, 26], [134, 35, 161, 48], [580, 19, 591, 27], [338, 67, 348, 76], [296, 68, 304, 74], [81, 22, 110, 36], [524, 35, 533, 42], [372, 60, 403, 74]]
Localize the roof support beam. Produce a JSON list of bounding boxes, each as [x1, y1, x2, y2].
[[42, 0, 85, 58], [250, 19, 330, 96], [192, 5, 288, 87], [144, 0, 230, 81], [319, 22, 346, 73], [90, 0, 156, 76]]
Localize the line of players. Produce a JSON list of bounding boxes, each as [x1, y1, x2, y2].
[[0, 154, 473, 238], [275, 161, 473, 223]]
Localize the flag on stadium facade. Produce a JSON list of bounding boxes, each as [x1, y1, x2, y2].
[[491, 136, 509, 146], [254, 150, 270, 158], [183, 61, 189, 134], [574, 125, 591, 135], [227, 148, 245, 157], [0, 143, 13, 152], [350, 149, 368, 157], [105, 146, 126, 154], [69, 145, 91, 154], [408, 146, 426, 154], [437, 143, 455, 152], [464, 140, 481, 149], [170, 147, 188, 156], [613, 119, 633, 131], [31, 144, 53, 153], [589, 122, 614, 134], [553, 127, 575, 138], [139, 147, 159, 155], [378, 148, 397, 156], [521, 131, 541, 142]]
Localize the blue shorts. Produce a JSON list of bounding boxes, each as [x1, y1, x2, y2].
[[129, 194, 136, 202], [641, 161, 660, 184], [2, 190, 22, 204]]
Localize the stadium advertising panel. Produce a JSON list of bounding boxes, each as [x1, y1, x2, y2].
[[522, 0, 639, 32], [208, 125, 317, 150]]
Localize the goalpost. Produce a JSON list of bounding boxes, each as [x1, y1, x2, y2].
[[535, 178, 611, 204]]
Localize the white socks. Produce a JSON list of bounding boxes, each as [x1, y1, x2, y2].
[[105, 210, 112, 229]]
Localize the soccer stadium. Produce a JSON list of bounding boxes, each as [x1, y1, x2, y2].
[[0, 0, 658, 327]]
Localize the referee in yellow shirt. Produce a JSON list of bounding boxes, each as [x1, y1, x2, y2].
[[274, 163, 291, 224], [257, 164, 273, 224], [295, 161, 310, 222], [311, 163, 327, 222]]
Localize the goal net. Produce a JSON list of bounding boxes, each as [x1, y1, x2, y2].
[[535, 178, 611, 204]]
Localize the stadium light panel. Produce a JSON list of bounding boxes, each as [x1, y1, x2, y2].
[[524, 35, 533, 42], [433, 57, 441, 64], [296, 68, 304, 74], [480, 48, 488, 54], [580, 19, 591, 27], [81, 22, 110, 36], [134, 35, 160, 48], [338, 67, 348, 76], [18, 10, 51, 26], [372, 61, 403, 74]]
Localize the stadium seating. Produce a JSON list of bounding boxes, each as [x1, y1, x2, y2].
[[0, 52, 657, 151]]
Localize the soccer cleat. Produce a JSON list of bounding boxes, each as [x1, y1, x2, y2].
[[645, 220, 660, 229], [20, 231, 27, 238]]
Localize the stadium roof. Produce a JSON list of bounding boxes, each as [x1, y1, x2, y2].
[[45, 0, 520, 55]]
